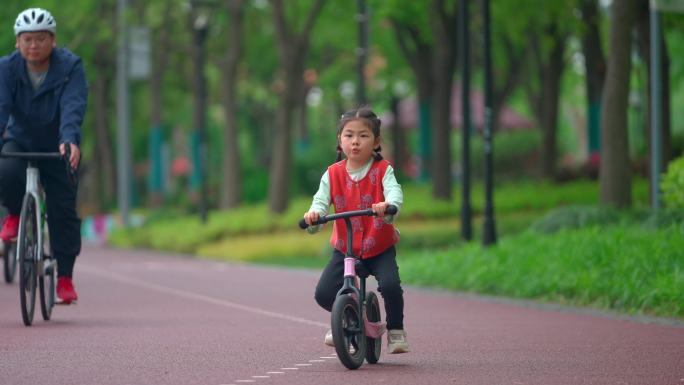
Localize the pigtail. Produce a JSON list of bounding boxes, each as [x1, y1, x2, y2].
[[373, 145, 383, 161], [336, 144, 343, 162]]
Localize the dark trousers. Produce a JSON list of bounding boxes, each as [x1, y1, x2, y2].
[[0, 141, 81, 277], [315, 245, 405, 330]]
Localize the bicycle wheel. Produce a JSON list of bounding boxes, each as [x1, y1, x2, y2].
[[3, 241, 17, 283], [39, 256, 55, 321], [331, 294, 365, 370], [18, 195, 38, 326], [364, 291, 382, 364]]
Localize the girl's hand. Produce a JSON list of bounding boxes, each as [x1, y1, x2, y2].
[[372, 202, 390, 217], [303, 211, 320, 226]]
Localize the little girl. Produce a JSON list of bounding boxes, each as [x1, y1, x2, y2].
[[303, 107, 409, 354]]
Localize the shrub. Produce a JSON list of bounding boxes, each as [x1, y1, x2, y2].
[[661, 155, 684, 209], [530, 205, 619, 234]]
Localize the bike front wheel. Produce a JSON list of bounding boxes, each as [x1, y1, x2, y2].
[[365, 291, 382, 364], [18, 195, 38, 326], [331, 294, 365, 370], [39, 256, 55, 321]]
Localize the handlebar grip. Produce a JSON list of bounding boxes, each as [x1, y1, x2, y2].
[[298, 218, 309, 229], [386, 205, 398, 216], [62, 143, 78, 185]]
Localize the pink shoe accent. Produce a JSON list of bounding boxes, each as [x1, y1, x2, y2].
[[365, 319, 387, 339]]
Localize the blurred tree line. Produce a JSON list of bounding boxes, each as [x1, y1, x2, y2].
[[1, 0, 682, 215]]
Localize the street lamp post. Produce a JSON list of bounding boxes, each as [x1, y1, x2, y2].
[[116, 0, 132, 227], [357, 0, 368, 106], [191, 2, 210, 223], [460, 0, 472, 241], [482, 0, 497, 245], [649, 5, 662, 211]]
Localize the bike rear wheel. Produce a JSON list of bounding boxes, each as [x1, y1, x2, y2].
[[18, 195, 38, 326], [3, 241, 17, 283], [39, 256, 55, 321], [365, 291, 382, 364], [331, 294, 365, 369]]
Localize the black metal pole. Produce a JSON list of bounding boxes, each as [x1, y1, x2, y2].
[[460, 0, 472, 241], [357, 0, 368, 105], [193, 12, 209, 223], [649, 6, 662, 211], [482, 0, 497, 245]]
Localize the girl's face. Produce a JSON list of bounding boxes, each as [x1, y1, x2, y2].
[[338, 120, 380, 168]]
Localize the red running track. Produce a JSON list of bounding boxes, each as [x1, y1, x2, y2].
[[0, 245, 682, 385]]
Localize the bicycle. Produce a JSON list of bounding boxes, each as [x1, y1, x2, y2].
[[0, 147, 76, 326], [299, 205, 398, 370]]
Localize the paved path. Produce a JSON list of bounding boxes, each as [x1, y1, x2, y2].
[[0, 245, 682, 385]]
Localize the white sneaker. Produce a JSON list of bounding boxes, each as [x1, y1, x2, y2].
[[387, 329, 410, 354], [324, 329, 334, 347]]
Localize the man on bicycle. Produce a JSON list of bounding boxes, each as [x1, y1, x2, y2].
[[0, 8, 87, 304]]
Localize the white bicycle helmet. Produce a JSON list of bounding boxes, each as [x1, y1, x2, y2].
[[14, 8, 57, 36]]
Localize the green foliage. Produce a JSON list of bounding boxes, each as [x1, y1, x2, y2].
[[661, 155, 684, 209], [399, 224, 684, 318], [530, 205, 620, 234]]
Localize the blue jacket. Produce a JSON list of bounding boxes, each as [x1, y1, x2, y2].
[[0, 48, 88, 151]]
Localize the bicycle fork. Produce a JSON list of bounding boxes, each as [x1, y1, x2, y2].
[[22, 166, 54, 278], [341, 257, 387, 339]]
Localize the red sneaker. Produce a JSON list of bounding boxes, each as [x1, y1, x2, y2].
[[0, 214, 19, 242], [57, 277, 78, 304]]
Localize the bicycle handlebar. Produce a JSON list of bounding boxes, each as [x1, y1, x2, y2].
[[0, 147, 78, 185], [299, 205, 398, 230]]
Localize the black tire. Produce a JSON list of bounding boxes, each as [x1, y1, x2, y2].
[[39, 256, 55, 321], [18, 195, 38, 326], [331, 294, 365, 370], [365, 291, 382, 364], [3, 241, 17, 283]]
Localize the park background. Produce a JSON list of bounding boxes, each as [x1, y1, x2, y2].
[[1, 0, 682, 319]]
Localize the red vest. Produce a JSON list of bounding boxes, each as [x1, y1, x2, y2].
[[328, 159, 399, 259]]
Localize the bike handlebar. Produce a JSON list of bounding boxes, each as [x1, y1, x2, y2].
[[299, 205, 398, 229], [0, 146, 78, 185]]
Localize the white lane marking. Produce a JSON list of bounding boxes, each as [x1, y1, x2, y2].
[[320, 356, 336, 359], [236, 381, 255, 383], [79, 264, 327, 328]]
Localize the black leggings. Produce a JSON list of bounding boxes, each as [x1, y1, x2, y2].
[[0, 141, 81, 277], [314, 246, 405, 330]]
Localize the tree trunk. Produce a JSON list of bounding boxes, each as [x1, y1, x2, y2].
[[219, 0, 245, 209], [268, 0, 325, 213], [389, 95, 406, 178], [491, 36, 526, 133], [92, 58, 116, 212], [148, 3, 172, 207], [539, 25, 566, 179], [391, 20, 434, 180], [527, 23, 566, 179], [580, 0, 606, 165], [430, 0, 458, 200], [600, 0, 636, 207]]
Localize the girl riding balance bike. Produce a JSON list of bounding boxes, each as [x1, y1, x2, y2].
[[302, 107, 410, 357]]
